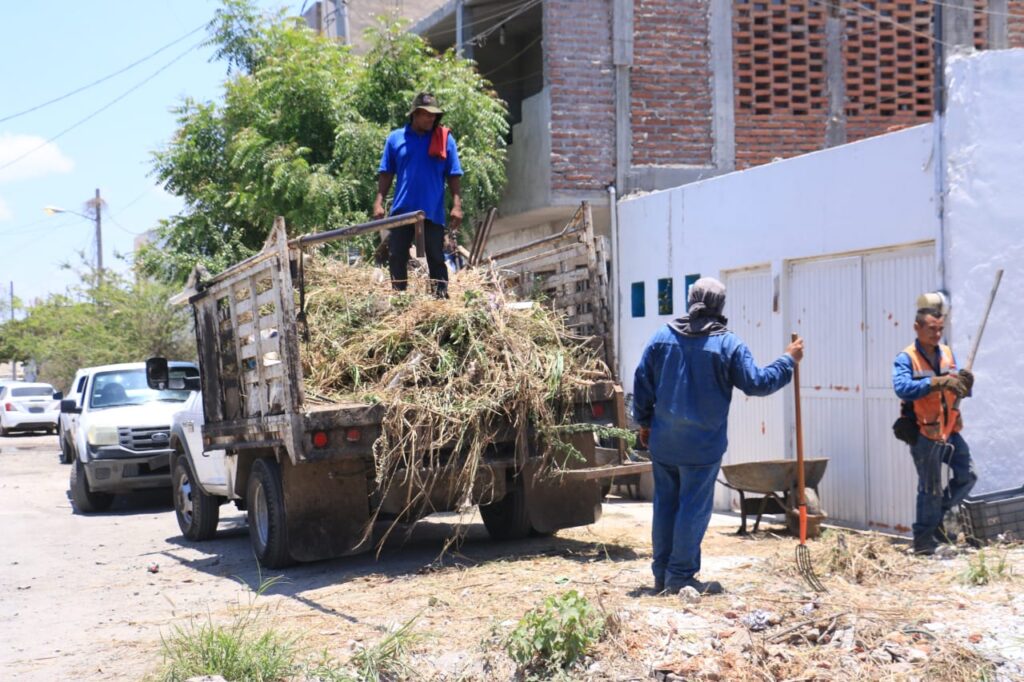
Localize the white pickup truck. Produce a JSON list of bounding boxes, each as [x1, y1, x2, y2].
[[59, 361, 199, 513]]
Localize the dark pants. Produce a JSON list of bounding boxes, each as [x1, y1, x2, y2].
[[910, 432, 976, 551], [388, 220, 448, 297], [651, 459, 722, 589]]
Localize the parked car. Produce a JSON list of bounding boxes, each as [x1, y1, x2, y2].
[[0, 382, 62, 436], [60, 362, 198, 513]]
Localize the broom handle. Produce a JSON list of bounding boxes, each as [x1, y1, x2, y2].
[[964, 268, 1003, 372], [791, 333, 807, 508]]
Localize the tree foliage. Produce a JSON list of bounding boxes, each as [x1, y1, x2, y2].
[[0, 263, 194, 392], [140, 0, 509, 282]]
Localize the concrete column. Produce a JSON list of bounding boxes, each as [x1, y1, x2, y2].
[[824, 0, 847, 147], [710, 0, 736, 171], [613, 0, 633, 190], [987, 0, 1008, 49]]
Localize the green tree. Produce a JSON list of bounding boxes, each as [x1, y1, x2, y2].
[[140, 0, 508, 282], [0, 263, 194, 392]]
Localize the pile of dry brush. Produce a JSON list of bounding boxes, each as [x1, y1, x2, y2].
[[298, 255, 616, 530]]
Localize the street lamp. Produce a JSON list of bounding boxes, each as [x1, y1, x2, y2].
[[43, 188, 104, 273]]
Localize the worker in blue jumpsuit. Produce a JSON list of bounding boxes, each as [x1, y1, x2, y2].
[[633, 277, 803, 595]]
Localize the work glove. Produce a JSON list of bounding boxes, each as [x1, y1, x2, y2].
[[638, 426, 651, 449], [930, 374, 966, 398], [958, 369, 974, 394]]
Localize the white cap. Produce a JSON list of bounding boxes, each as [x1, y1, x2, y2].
[[916, 291, 949, 315]]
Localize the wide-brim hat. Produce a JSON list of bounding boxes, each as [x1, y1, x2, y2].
[[408, 92, 443, 117]]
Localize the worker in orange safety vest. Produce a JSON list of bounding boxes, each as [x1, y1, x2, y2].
[[892, 293, 977, 555]]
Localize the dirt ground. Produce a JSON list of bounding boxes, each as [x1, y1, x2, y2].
[[3, 434, 1024, 681]]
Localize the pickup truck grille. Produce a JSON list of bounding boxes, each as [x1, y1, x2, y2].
[[118, 426, 172, 451]]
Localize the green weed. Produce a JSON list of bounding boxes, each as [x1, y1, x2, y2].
[[505, 590, 605, 674], [960, 548, 1013, 586]]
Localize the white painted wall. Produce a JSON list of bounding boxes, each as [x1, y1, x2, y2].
[[616, 123, 939, 398], [943, 50, 1024, 494]]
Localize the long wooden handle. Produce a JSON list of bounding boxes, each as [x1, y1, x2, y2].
[[791, 333, 806, 504], [965, 268, 1003, 372]]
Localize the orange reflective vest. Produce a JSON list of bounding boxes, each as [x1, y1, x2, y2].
[[903, 343, 961, 441]]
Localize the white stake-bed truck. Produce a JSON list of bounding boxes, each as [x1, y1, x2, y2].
[[148, 211, 648, 568]]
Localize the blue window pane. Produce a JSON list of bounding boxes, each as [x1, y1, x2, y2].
[[657, 278, 673, 315], [631, 282, 645, 317], [684, 274, 701, 310]]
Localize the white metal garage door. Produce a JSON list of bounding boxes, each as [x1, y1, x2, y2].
[[718, 266, 784, 510], [789, 244, 934, 531]]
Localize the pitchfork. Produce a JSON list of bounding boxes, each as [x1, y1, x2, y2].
[[791, 333, 827, 593]]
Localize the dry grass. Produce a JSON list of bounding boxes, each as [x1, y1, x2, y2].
[[297, 255, 612, 547]]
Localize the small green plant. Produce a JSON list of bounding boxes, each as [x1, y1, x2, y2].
[[158, 607, 298, 682], [505, 590, 605, 673], [960, 548, 1013, 586], [350, 617, 421, 682]]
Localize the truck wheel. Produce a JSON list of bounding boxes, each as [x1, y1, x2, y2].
[[173, 455, 220, 541], [70, 458, 114, 513], [247, 458, 293, 568], [59, 431, 74, 464], [479, 480, 531, 541]]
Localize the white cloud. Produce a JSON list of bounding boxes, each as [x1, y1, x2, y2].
[[0, 197, 11, 221], [0, 133, 74, 183]]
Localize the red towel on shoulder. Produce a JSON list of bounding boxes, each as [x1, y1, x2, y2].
[[429, 126, 449, 160]]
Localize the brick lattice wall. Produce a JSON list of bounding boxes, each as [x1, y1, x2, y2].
[[631, 0, 713, 166], [733, 0, 828, 169], [544, 0, 616, 191], [1009, 0, 1024, 47]]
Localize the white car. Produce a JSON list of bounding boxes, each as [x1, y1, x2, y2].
[[60, 361, 198, 513], [0, 382, 62, 436]]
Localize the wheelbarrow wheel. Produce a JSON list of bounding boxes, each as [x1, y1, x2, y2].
[[787, 488, 824, 538]]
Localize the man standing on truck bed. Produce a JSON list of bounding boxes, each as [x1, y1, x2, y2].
[[373, 92, 464, 298], [632, 277, 803, 596], [892, 293, 976, 556]]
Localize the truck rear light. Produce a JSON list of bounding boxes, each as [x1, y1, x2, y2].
[[345, 428, 361, 443], [591, 403, 606, 419], [4, 402, 14, 412], [312, 431, 329, 448]]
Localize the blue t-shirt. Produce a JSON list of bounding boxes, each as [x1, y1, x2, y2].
[[378, 124, 463, 226]]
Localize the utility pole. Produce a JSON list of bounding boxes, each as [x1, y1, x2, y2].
[[9, 281, 14, 380], [88, 188, 104, 274]]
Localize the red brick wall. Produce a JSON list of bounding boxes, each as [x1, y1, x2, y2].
[[544, 0, 616, 191], [733, 0, 828, 168], [1010, 0, 1024, 47], [631, 0, 713, 166]]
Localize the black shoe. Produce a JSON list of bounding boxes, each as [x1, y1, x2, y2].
[[913, 543, 937, 556], [653, 578, 665, 594], [665, 578, 725, 596]]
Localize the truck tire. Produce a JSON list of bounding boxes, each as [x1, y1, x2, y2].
[[70, 458, 114, 513], [59, 430, 74, 464], [247, 458, 293, 568], [479, 481, 531, 541], [173, 455, 220, 541]]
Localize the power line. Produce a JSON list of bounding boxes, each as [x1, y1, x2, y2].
[[0, 23, 206, 124], [0, 40, 203, 176], [481, 33, 541, 78]]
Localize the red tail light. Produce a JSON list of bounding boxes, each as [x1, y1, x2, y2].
[[4, 402, 14, 412], [312, 431, 329, 448], [591, 403, 606, 419], [345, 428, 361, 443]]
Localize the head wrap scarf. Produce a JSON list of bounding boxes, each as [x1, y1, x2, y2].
[[669, 276, 729, 337]]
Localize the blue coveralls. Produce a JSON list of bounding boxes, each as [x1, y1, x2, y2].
[[633, 325, 795, 590]]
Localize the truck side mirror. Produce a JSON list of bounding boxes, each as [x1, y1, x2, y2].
[[53, 391, 64, 401], [146, 357, 170, 390], [60, 399, 80, 414]]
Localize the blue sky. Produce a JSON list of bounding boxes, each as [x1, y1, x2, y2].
[[0, 0, 290, 308]]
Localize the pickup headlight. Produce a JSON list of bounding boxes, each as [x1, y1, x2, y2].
[[87, 425, 119, 447]]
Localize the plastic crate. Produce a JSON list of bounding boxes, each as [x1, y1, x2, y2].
[[959, 485, 1024, 546]]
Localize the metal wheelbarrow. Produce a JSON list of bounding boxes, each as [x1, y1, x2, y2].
[[718, 458, 828, 537]]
